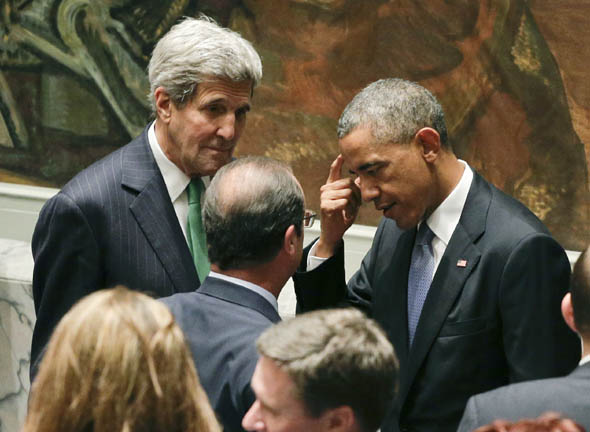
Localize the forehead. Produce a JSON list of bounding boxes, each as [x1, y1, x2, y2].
[[252, 357, 304, 408], [339, 126, 392, 170], [252, 356, 294, 394], [194, 78, 252, 103]]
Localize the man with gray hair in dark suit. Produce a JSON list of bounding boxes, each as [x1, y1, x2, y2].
[[458, 246, 590, 431], [30, 15, 262, 380]]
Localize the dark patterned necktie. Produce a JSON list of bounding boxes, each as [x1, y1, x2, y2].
[[407, 222, 435, 346]]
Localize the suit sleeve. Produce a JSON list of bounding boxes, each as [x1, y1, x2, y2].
[[499, 232, 580, 381], [293, 222, 388, 315], [457, 396, 482, 432], [30, 192, 102, 380], [228, 344, 258, 429], [293, 240, 349, 312]]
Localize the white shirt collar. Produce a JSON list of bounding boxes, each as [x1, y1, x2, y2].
[[148, 122, 191, 202], [208, 271, 279, 312], [579, 354, 590, 366], [425, 160, 473, 246]]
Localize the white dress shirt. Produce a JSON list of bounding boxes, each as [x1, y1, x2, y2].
[[208, 271, 279, 312], [421, 159, 473, 277], [308, 160, 474, 276], [147, 122, 209, 241]]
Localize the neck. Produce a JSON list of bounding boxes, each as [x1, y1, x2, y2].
[[210, 263, 286, 298], [428, 152, 464, 214], [154, 118, 181, 170], [439, 152, 464, 198], [581, 337, 590, 359]]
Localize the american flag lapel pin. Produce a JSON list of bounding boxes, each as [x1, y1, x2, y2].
[[456, 259, 468, 268]]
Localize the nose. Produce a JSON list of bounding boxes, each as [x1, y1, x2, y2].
[[217, 113, 236, 141], [355, 176, 379, 202], [242, 401, 265, 431]]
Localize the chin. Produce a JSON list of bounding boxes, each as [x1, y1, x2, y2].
[[199, 161, 231, 177], [388, 214, 419, 231]]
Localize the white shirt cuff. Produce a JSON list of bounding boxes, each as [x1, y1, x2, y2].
[[306, 239, 329, 271]]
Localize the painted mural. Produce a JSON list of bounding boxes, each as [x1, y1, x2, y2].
[[0, 0, 588, 250]]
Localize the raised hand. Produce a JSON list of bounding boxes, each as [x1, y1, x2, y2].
[[315, 154, 361, 258]]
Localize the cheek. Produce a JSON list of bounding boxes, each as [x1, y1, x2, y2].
[[180, 129, 210, 156]]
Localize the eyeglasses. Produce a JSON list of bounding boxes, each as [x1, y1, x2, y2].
[[303, 210, 317, 228]]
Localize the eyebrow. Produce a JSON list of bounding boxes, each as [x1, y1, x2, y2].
[[204, 97, 251, 110], [350, 161, 382, 174], [250, 380, 271, 410], [254, 392, 278, 414]]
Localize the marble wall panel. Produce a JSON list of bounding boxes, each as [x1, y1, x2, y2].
[[0, 239, 34, 432]]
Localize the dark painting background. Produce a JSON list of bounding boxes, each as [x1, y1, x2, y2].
[[1, 0, 588, 250]]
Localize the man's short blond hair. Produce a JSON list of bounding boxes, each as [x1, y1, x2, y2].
[[256, 308, 399, 432]]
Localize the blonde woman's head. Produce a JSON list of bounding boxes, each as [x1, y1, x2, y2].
[[24, 286, 220, 432]]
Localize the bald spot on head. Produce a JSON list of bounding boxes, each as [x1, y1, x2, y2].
[[202, 156, 304, 270]]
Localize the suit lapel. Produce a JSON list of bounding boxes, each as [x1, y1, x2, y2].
[[122, 128, 198, 293], [397, 172, 490, 410], [199, 277, 282, 323]]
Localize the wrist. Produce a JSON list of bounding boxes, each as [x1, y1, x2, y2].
[[316, 236, 339, 258]]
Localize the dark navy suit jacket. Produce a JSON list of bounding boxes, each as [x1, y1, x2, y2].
[[31, 126, 199, 379], [458, 362, 590, 431], [294, 171, 580, 432], [160, 276, 281, 432]]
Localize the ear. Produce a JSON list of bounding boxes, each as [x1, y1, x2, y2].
[[283, 225, 299, 256], [561, 292, 578, 334], [154, 87, 173, 123], [322, 406, 356, 432], [415, 127, 441, 163]]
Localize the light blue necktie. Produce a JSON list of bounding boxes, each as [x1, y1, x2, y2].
[[186, 177, 210, 281], [407, 222, 435, 346]]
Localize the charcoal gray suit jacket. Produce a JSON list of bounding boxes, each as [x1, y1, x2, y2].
[[457, 362, 590, 431], [293, 171, 580, 432], [160, 276, 281, 432], [31, 126, 199, 379]]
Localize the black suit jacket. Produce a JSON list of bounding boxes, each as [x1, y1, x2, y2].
[[160, 277, 281, 432], [293, 171, 580, 432], [31, 126, 199, 379], [457, 362, 590, 431]]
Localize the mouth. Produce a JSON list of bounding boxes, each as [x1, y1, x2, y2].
[[205, 146, 234, 154], [377, 203, 396, 213]]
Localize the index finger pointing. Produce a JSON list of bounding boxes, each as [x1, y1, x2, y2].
[[327, 154, 345, 183]]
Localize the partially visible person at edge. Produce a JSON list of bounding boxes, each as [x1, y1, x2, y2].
[[473, 412, 585, 432], [30, 15, 262, 380], [458, 245, 590, 431], [293, 78, 580, 432], [23, 286, 221, 432]]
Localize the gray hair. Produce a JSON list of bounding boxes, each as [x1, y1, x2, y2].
[[148, 15, 262, 113], [337, 78, 449, 148], [202, 156, 304, 270], [257, 309, 399, 432]]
